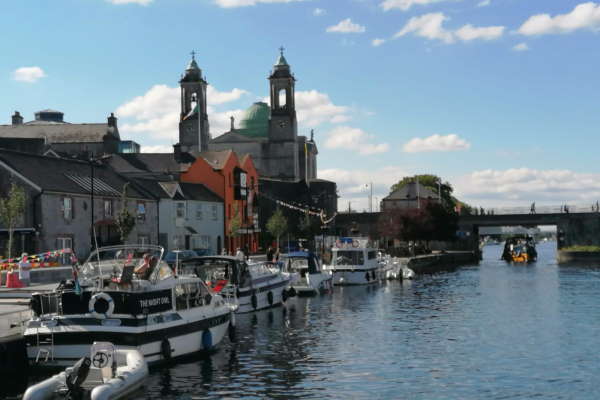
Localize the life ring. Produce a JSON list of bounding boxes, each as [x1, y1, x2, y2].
[[267, 291, 274, 306], [161, 338, 172, 360], [202, 329, 213, 350], [88, 292, 114, 319], [352, 240, 359, 248], [251, 293, 258, 309]]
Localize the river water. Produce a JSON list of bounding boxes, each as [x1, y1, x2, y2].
[[138, 241, 600, 400], [15, 241, 600, 399]]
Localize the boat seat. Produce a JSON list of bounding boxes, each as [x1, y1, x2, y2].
[[111, 264, 135, 285]]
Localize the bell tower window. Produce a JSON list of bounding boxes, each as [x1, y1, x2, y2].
[[278, 89, 287, 108]]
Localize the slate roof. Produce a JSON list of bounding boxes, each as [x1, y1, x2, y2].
[[198, 150, 233, 170], [0, 123, 118, 143], [384, 182, 439, 201], [108, 153, 189, 176], [0, 149, 150, 199], [180, 182, 223, 203]]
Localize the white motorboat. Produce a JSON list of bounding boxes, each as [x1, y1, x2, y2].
[[323, 238, 386, 285], [23, 342, 148, 400], [23, 245, 235, 368], [283, 251, 333, 295], [181, 255, 296, 313]]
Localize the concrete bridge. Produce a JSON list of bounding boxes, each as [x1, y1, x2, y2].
[[459, 210, 600, 250]]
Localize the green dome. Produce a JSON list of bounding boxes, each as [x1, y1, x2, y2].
[[238, 102, 270, 137]]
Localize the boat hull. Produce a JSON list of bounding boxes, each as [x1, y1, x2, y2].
[[24, 310, 231, 368]]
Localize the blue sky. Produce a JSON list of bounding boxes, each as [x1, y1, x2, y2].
[[2, 0, 600, 211]]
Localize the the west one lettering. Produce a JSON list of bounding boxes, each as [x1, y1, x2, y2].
[[139, 296, 170, 308]]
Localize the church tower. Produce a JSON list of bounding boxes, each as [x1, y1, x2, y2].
[[178, 52, 209, 153], [268, 47, 297, 142]]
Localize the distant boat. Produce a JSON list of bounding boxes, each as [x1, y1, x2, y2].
[[501, 236, 537, 263]]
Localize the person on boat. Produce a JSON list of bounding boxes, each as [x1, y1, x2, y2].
[[18, 252, 31, 287], [235, 248, 245, 261], [134, 253, 151, 277]]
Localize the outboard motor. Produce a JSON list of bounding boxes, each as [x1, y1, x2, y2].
[[65, 356, 91, 400]]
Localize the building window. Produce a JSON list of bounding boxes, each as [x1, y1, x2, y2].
[[175, 202, 186, 219], [56, 236, 73, 251], [212, 205, 218, 221], [138, 235, 150, 246], [137, 202, 146, 222], [196, 204, 203, 220], [62, 197, 73, 220], [104, 199, 112, 217]]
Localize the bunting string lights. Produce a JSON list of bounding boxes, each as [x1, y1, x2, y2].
[[0, 248, 76, 271], [260, 192, 337, 225]]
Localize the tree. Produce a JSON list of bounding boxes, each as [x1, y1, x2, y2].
[[266, 208, 287, 248], [115, 183, 136, 244], [0, 183, 26, 259]]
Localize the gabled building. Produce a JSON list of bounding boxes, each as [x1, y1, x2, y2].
[[0, 149, 158, 259], [130, 178, 224, 254], [380, 181, 441, 212], [0, 109, 139, 158]]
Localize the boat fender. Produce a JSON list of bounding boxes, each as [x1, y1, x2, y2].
[[365, 272, 370, 282], [251, 293, 258, 309], [282, 289, 288, 303], [202, 329, 213, 350], [88, 292, 115, 319], [161, 338, 172, 360], [267, 291, 274, 306]]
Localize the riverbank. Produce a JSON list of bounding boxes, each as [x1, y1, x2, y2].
[[404, 251, 478, 275], [557, 250, 600, 264]]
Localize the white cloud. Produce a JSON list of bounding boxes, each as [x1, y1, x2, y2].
[[263, 90, 351, 127], [455, 24, 504, 41], [324, 126, 390, 155], [313, 7, 326, 16], [12, 66, 46, 83], [141, 145, 173, 153], [107, 0, 152, 4], [477, 0, 490, 7], [319, 166, 410, 211], [454, 168, 600, 207], [518, 2, 600, 36], [403, 134, 471, 153], [116, 83, 248, 142], [380, 0, 447, 12], [372, 38, 386, 46], [326, 18, 366, 34], [394, 13, 504, 43], [213, 0, 304, 8], [512, 42, 529, 51]]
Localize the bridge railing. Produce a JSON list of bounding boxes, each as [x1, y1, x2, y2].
[[466, 205, 600, 216]]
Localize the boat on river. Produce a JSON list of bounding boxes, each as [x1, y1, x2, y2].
[[23, 245, 235, 368], [282, 251, 333, 295], [501, 236, 537, 263], [23, 342, 148, 400], [181, 255, 297, 313], [323, 238, 387, 285]]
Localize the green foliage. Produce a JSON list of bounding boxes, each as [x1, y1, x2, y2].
[[115, 183, 136, 244], [562, 245, 600, 252], [390, 174, 455, 206], [266, 208, 287, 246], [0, 182, 26, 259], [228, 202, 242, 238]]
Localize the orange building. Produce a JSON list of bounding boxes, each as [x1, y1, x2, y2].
[[180, 150, 260, 254]]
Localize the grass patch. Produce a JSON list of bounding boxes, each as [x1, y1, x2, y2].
[[562, 245, 600, 252]]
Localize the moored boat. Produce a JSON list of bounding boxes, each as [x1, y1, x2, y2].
[[283, 251, 333, 295], [23, 342, 148, 400], [323, 238, 386, 285], [181, 255, 297, 313], [501, 236, 537, 263], [23, 245, 235, 368]]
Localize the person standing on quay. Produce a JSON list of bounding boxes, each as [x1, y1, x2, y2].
[[235, 247, 245, 261], [18, 252, 31, 287]]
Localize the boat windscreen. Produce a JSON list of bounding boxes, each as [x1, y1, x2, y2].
[[80, 246, 163, 280], [334, 250, 364, 266]]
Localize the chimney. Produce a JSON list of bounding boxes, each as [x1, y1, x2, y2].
[[107, 112, 117, 128], [12, 111, 23, 125]]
